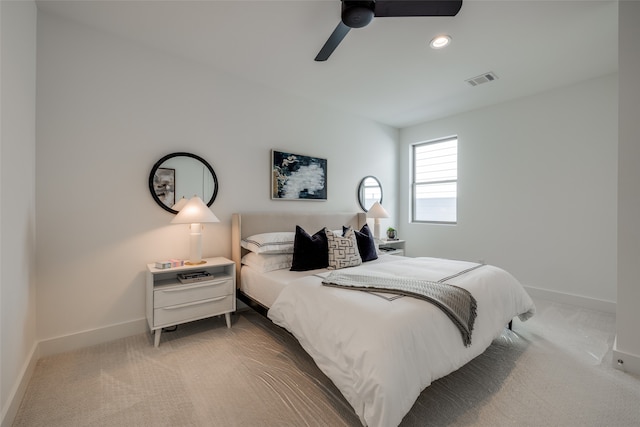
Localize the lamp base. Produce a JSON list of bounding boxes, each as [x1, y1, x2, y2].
[[185, 260, 207, 266]]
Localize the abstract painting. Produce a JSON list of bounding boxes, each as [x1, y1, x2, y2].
[[271, 150, 327, 200]]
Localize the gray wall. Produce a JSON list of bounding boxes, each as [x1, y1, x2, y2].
[[400, 73, 618, 309], [35, 12, 398, 345], [616, 0, 640, 373], [0, 1, 38, 424]]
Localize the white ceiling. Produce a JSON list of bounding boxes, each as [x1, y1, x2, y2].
[[35, 0, 618, 128]]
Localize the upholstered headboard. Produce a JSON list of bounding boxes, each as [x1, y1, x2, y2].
[[231, 212, 367, 287]]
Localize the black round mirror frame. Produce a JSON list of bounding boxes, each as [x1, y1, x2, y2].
[[149, 152, 219, 214], [357, 175, 383, 212]]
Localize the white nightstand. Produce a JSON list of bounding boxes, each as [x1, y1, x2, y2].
[[378, 239, 406, 256], [146, 257, 236, 347]]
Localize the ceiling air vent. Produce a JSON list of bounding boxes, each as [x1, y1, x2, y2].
[[465, 72, 499, 87]]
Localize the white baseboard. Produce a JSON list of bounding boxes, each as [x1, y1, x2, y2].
[[1, 342, 39, 427], [38, 317, 148, 358], [613, 336, 640, 376], [524, 285, 616, 313]]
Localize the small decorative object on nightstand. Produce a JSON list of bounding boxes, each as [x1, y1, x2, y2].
[[386, 227, 397, 240], [146, 257, 236, 347], [378, 239, 406, 256]]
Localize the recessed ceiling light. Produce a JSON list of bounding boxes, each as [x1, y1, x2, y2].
[[430, 35, 452, 49]]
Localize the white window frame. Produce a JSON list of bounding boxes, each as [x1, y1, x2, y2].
[[411, 136, 458, 224]]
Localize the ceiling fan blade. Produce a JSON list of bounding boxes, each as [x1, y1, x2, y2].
[[373, 0, 463, 17], [315, 21, 351, 62]]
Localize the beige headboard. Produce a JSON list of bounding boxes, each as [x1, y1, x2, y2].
[[231, 212, 367, 287]]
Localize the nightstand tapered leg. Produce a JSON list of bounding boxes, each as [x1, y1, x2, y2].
[[154, 329, 161, 347], [225, 312, 231, 328]]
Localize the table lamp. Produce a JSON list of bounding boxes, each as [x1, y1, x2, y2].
[[367, 201, 390, 240], [171, 196, 188, 211], [171, 196, 219, 265]]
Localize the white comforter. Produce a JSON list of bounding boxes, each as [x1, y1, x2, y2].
[[267, 257, 535, 427]]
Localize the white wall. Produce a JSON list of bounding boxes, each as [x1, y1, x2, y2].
[[0, 1, 38, 425], [400, 74, 618, 308], [615, 0, 640, 374], [35, 12, 398, 347]]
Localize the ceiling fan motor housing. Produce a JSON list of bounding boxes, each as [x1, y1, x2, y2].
[[341, 1, 375, 28]]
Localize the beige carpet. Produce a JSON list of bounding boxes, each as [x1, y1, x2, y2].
[[13, 297, 640, 426]]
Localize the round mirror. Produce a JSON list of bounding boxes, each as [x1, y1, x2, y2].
[[149, 152, 218, 214], [357, 176, 383, 211]]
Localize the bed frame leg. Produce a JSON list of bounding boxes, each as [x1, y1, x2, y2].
[[508, 320, 513, 330]]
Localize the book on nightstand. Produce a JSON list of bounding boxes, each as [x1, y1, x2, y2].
[[177, 271, 213, 284]]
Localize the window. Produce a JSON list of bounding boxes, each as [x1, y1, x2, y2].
[[412, 137, 458, 223]]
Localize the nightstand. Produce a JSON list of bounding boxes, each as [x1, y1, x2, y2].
[[378, 239, 406, 256], [146, 257, 236, 347]]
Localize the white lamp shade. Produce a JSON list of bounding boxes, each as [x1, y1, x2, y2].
[[171, 196, 188, 211], [171, 196, 219, 224], [367, 202, 390, 219]]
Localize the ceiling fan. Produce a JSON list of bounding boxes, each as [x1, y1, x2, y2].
[[315, 0, 463, 61]]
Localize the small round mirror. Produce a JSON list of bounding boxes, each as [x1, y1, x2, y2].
[[149, 152, 218, 214], [357, 176, 383, 211]]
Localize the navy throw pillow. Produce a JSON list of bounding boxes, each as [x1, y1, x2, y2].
[[290, 226, 329, 271], [344, 223, 378, 262]]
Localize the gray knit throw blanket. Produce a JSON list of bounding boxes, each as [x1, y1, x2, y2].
[[322, 272, 478, 347]]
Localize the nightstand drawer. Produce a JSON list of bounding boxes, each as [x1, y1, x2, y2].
[[153, 294, 234, 327], [154, 278, 233, 308]]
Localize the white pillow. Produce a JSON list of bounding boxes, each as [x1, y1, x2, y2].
[[241, 252, 293, 273], [241, 232, 295, 254]]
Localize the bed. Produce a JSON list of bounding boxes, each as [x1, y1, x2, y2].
[[231, 212, 535, 427]]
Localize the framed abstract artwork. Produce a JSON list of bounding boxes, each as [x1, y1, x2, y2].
[[271, 150, 327, 200]]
